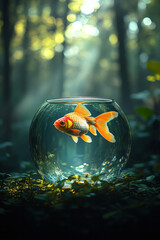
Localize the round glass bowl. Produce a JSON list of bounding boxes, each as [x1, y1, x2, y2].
[[29, 98, 131, 183]]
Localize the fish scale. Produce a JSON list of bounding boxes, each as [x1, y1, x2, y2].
[[66, 112, 89, 133]]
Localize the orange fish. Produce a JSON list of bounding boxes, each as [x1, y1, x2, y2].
[[53, 103, 118, 143]]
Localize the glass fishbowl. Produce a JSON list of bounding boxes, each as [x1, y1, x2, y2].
[[29, 98, 131, 183]]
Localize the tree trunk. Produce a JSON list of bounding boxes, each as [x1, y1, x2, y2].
[[114, 0, 132, 113], [21, 16, 30, 94], [2, 0, 12, 141]]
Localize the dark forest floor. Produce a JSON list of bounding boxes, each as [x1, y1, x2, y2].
[[0, 156, 160, 236]]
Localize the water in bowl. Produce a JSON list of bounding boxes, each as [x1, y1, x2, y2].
[[29, 98, 131, 183]]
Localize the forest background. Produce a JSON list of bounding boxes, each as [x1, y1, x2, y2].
[[0, 0, 160, 173]]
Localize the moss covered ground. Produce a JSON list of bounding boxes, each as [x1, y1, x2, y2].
[[0, 156, 160, 236]]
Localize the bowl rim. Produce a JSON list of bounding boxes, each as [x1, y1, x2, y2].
[[47, 97, 114, 103]]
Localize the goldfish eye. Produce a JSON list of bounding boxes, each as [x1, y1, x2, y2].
[[60, 121, 65, 126]]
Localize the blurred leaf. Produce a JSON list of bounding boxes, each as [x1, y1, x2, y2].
[[103, 210, 117, 219], [147, 60, 160, 74], [67, 175, 77, 181], [147, 74, 160, 82], [35, 193, 48, 200], [0, 142, 13, 149], [0, 173, 11, 180], [135, 106, 153, 121], [55, 179, 66, 189], [91, 175, 100, 183], [137, 132, 150, 138], [147, 75, 156, 82], [153, 88, 160, 96], [155, 74, 160, 80], [131, 90, 150, 100]]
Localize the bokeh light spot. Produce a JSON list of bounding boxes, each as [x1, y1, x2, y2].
[[109, 34, 118, 45]]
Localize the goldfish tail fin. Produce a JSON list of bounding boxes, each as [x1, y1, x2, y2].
[[95, 112, 118, 143]]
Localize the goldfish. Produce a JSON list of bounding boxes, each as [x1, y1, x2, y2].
[[53, 103, 118, 143]]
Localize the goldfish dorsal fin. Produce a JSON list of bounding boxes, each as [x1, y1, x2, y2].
[[74, 103, 91, 116]]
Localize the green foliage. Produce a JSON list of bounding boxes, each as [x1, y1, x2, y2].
[[147, 60, 160, 82], [147, 60, 160, 74], [135, 106, 153, 121]]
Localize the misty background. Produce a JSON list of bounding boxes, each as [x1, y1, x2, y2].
[[0, 0, 160, 172]]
